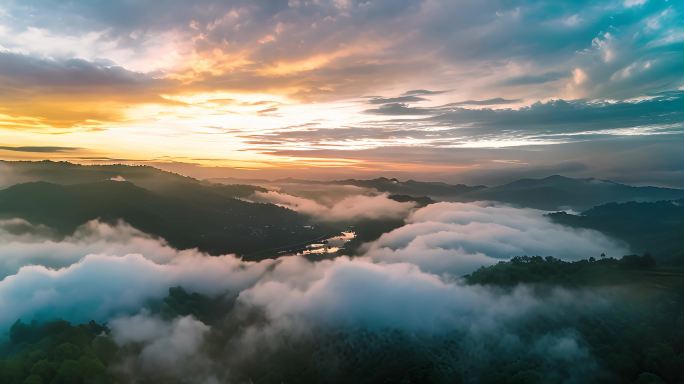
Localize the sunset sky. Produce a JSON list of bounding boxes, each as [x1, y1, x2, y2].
[[1, 0, 683, 185]]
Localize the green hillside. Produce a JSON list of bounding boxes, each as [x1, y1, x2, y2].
[[0, 180, 329, 258]]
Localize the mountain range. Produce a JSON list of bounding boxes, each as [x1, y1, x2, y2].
[[228, 174, 684, 211], [3, 161, 684, 261]]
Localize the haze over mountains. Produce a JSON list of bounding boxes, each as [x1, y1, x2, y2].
[[10, 161, 680, 212], [2, 161, 684, 263], [463, 175, 684, 211], [214, 172, 684, 210]]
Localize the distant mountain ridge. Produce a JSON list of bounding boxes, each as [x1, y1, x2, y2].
[[1, 160, 191, 188], [5, 161, 684, 211], [463, 175, 684, 210], [225, 173, 684, 210], [330, 177, 486, 197], [331, 175, 684, 210], [211, 176, 486, 197]]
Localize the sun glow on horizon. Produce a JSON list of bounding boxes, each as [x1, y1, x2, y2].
[[0, 0, 682, 182]]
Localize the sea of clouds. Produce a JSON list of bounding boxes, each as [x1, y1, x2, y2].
[[0, 197, 630, 382]]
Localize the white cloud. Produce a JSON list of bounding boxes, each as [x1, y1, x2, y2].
[[268, 182, 372, 205], [0, 220, 193, 278], [0, 209, 623, 382], [624, 0, 647, 8], [562, 14, 582, 27], [111, 313, 210, 370], [572, 67, 588, 85], [0, 221, 275, 329], [240, 256, 542, 331], [361, 202, 628, 275], [250, 190, 415, 221], [591, 32, 616, 63], [0, 200, 629, 331]]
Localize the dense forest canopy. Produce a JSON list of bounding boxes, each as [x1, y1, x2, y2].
[[2, 256, 683, 384]]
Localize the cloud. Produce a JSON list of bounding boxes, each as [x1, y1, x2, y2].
[[257, 133, 684, 189], [0, 52, 157, 91], [0, 219, 179, 278], [268, 182, 373, 205], [0, 0, 681, 114], [502, 71, 566, 86], [237, 256, 605, 357], [247, 91, 684, 149], [0, 220, 275, 329], [0, 251, 274, 329], [233, 255, 602, 381], [0, 201, 624, 332], [110, 313, 215, 379], [624, 0, 648, 9], [249, 190, 415, 222], [367, 95, 428, 104], [361, 202, 628, 275], [431, 91, 684, 137], [257, 107, 279, 115], [0, 146, 80, 153], [445, 98, 522, 106], [363, 103, 437, 115], [241, 257, 526, 331], [0, 52, 172, 128], [232, 90, 684, 187], [0, 213, 630, 381], [0, 218, 55, 240], [401, 89, 448, 96], [4, 0, 676, 106], [0, 0, 682, 178]]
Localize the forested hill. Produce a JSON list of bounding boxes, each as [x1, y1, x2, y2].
[[3, 257, 684, 384], [0, 160, 264, 198], [549, 200, 684, 265], [0, 180, 330, 258]]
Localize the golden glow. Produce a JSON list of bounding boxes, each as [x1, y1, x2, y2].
[[257, 40, 386, 76], [0, 15, 512, 178]]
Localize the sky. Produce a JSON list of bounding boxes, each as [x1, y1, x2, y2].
[[0, 0, 683, 185]]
